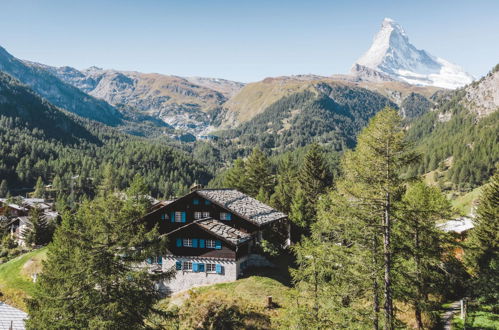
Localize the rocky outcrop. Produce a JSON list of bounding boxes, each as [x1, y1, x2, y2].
[[463, 67, 499, 117]]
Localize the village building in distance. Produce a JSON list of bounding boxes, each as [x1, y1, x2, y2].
[[0, 197, 59, 246], [143, 187, 289, 294]]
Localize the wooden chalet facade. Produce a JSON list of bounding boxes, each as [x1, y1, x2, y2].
[[143, 188, 288, 294]]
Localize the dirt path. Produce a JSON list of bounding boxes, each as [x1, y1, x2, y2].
[[441, 301, 461, 330]]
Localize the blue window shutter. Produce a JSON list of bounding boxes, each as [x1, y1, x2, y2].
[[157, 256, 162, 265], [227, 213, 232, 221], [199, 263, 205, 272], [205, 200, 211, 205], [193, 263, 199, 272], [199, 239, 205, 248], [176, 261, 182, 270], [192, 239, 198, 248], [215, 240, 222, 250], [176, 238, 182, 247], [216, 264, 223, 274], [193, 199, 199, 205], [181, 212, 186, 223], [146, 257, 152, 264], [161, 213, 165, 220], [170, 212, 175, 223]]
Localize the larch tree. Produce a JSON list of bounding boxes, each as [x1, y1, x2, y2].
[[339, 107, 416, 329], [244, 147, 274, 197], [33, 177, 45, 198], [465, 169, 499, 304], [396, 181, 452, 329], [26, 175, 173, 329], [0, 179, 8, 197]]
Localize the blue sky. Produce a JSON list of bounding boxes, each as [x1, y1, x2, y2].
[[1, 0, 497, 82]]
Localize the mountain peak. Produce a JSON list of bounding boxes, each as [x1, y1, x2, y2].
[[352, 18, 474, 89]]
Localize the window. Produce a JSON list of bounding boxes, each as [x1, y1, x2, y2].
[[206, 239, 216, 248], [193, 199, 199, 205], [206, 264, 216, 272], [194, 212, 202, 219], [183, 238, 192, 247], [175, 212, 183, 223], [204, 200, 211, 205], [182, 261, 192, 271], [220, 212, 232, 221], [203, 211, 210, 218]]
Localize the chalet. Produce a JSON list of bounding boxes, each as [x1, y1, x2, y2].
[[143, 188, 288, 294], [0, 197, 59, 246]]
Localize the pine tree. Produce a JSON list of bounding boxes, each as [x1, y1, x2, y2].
[[244, 148, 274, 197], [26, 176, 173, 329], [33, 177, 45, 198], [298, 142, 331, 208], [23, 207, 54, 246], [270, 154, 297, 215], [465, 169, 499, 304], [397, 181, 451, 329], [339, 107, 416, 329], [52, 175, 62, 194], [224, 158, 248, 193], [0, 179, 8, 197]]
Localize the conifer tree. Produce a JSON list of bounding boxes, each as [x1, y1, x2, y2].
[[0, 179, 8, 197], [339, 107, 416, 329], [465, 169, 499, 304], [396, 181, 451, 329], [33, 177, 45, 198], [52, 175, 62, 194], [23, 207, 54, 246], [270, 155, 297, 215], [244, 148, 274, 197], [224, 158, 248, 193], [26, 175, 172, 329]]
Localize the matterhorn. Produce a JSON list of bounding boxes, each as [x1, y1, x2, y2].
[[352, 18, 474, 89]]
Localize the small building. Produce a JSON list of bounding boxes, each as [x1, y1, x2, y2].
[[0, 197, 59, 246], [0, 302, 27, 330], [143, 188, 288, 294]]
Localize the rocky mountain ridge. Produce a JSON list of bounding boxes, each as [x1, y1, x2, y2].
[[351, 18, 474, 89]]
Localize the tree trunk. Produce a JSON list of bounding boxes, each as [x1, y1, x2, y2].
[[414, 225, 424, 330], [383, 192, 394, 330], [372, 235, 380, 330]]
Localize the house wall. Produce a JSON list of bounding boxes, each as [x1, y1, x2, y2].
[[159, 255, 247, 294], [168, 225, 238, 259]]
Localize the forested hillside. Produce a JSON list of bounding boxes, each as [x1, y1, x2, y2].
[[0, 72, 212, 198], [406, 66, 499, 190]]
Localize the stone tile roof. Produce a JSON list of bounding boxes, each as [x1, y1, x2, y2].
[[0, 302, 27, 329], [196, 219, 252, 245], [196, 189, 287, 226]]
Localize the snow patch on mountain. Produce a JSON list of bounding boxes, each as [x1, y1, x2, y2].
[[352, 18, 474, 89]]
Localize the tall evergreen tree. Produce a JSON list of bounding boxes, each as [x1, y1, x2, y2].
[[33, 177, 45, 198], [23, 207, 54, 246], [339, 107, 416, 329], [224, 158, 248, 193], [465, 169, 499, 304], [270, 155, 297, 215], [0, 179, 8, 197], [244, 148, 274, 197], [396, 181, 452, 329], [26, 175, 172, 329]]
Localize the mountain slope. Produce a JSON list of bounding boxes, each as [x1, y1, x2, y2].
[[352, 18, 474, 89], [0, 46, 122, 125], [406, 64, 499, 190], [34, 65, 244, 134], [0, 72, 212, 196]]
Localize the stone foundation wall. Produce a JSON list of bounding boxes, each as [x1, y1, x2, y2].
[[159, 256, 239, 294]]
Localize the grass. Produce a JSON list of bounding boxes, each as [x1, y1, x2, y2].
[[452, 186, 482, 216], [451, 304, 499, 329], [0, 247, 47, 310]]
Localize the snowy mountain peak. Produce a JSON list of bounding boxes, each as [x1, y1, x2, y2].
[[352, 18, 474, 89]]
